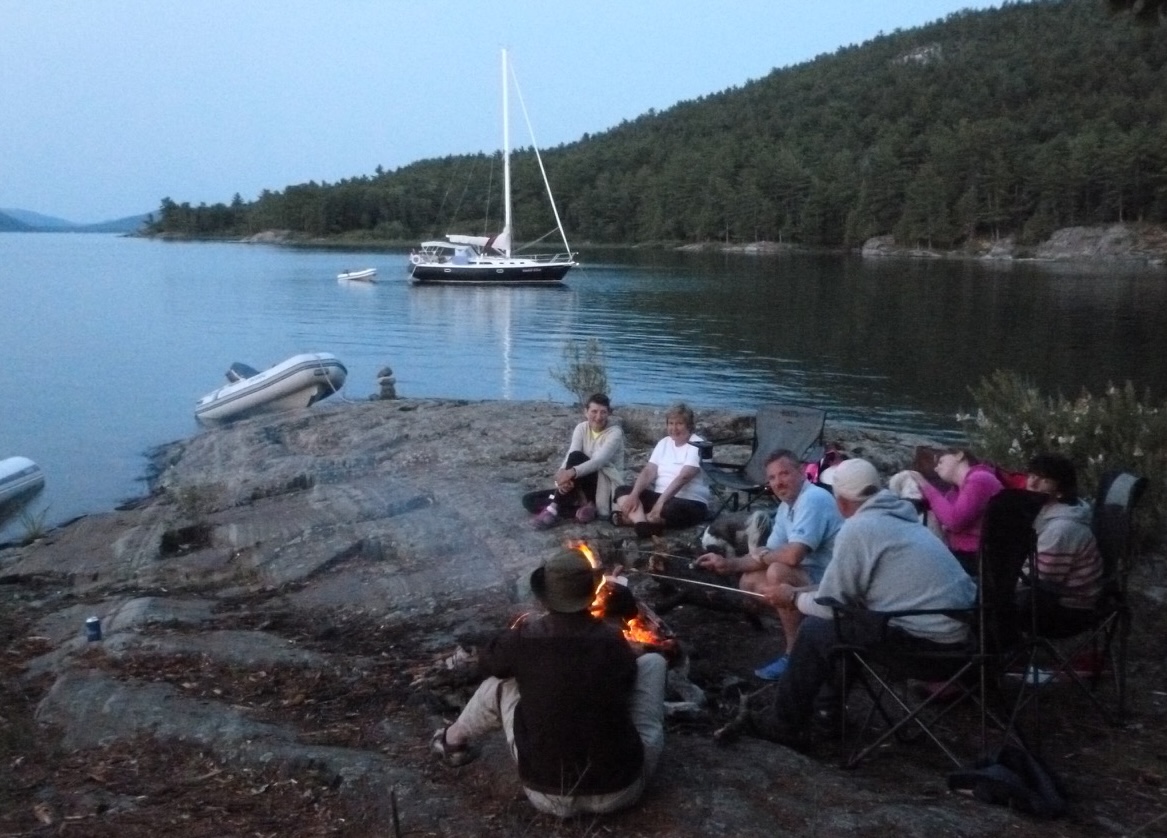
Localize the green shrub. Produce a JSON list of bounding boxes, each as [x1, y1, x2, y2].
[[550, 338, 610, 407], [17, 506, 49, 545], [959, 370, 1164, 539]]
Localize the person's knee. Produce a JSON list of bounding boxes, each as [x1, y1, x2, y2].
[[765, 563, 809, 586], [637, 652, 667, 684], [738, 570, 767, 593]]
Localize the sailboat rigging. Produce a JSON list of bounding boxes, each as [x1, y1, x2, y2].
[[409, 49, 577, 286]]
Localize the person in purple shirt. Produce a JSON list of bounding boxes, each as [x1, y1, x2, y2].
[[908, 447, 1003, 575]]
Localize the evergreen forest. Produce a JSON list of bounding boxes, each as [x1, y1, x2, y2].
[[147, 0, 1167, 250]]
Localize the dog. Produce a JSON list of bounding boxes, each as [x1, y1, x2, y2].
[[699, 509, 773, 559]]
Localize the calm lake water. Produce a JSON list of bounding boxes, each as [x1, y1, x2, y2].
[[2, 232, 1164, 539]]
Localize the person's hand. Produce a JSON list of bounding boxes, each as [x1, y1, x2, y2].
[[695, 552, 732, 574], [646, 506, 664, 524], [618, 494, 636, 516], [765, 582, 798, 610], [749, 545, 769, 562], [554, 467, 575, 492]]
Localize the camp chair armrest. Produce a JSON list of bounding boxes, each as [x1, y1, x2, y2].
[[701, 459, 751, 473], [824, 599, 977, 642]]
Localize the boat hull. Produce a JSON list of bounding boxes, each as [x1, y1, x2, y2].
[[0, 456, 45, 523], [410, 261, 574, 285], [338, 268, 377, 282], [195, 353, 347, 422]]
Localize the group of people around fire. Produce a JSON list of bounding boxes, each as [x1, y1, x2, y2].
[[434, 393, 1105, 818]]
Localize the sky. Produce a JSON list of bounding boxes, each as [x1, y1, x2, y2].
[[1, 1, 1006, 224]]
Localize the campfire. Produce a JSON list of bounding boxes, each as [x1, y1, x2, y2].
[[571, 541, 680, 663]]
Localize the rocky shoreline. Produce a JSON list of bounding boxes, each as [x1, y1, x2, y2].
[[173, 222, 1167, 268], [859, 222, 1167, 267], [2, 398, 1164, 836]]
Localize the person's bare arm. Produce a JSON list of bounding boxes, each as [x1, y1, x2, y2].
[[750, 541, 811, 569]]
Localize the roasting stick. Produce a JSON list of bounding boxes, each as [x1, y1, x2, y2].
[[634, 549, 711, 564], [625, 568, 769, 599]]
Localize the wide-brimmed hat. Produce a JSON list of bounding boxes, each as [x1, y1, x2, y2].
[[530, 548, 601, 613]]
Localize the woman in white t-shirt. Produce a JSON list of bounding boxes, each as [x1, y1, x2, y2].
[[614, 403, 711, 537]]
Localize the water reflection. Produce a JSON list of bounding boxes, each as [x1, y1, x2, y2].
[[1, 234, 1164, 538], [573, 250, 1167, 431]]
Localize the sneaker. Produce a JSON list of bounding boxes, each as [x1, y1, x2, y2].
[[753, 654, 790, 681], [430, 727, 480, 768], [531, 504, 559, 530], [575, 503, 597, 524]]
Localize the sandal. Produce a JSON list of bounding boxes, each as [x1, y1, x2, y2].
[[609, 510, 628, 527], [430, 726, 480, 767]]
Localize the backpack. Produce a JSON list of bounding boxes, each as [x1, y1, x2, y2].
[[992, 464, 1029, 490], [947, 744, 1067, 818], [804, 447, 849, 490]]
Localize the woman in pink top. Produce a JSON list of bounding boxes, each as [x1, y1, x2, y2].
[[909, 448, 1003, 575]]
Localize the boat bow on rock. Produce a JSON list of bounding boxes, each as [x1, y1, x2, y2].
[[195, 353, 347, 423], [0, 456, 45, 525]]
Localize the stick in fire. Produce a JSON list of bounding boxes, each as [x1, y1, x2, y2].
[[570, 541, 680, 659]]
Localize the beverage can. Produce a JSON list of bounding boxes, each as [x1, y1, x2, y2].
[[85, 616, 102, 642]]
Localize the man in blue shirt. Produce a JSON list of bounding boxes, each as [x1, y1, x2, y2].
[[696, 449, 843, 680]]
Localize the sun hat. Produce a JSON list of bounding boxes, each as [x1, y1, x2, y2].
[[830, 458, 881, 502], [529, 548, 602, 613]]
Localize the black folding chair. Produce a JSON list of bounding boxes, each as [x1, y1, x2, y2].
[[830, 489, 1045, 768], [1010, 470, 1147, 730], [700, 405, 825, 519]]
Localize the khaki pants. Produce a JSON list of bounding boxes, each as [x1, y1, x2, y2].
[[453, 653, 667, 817]]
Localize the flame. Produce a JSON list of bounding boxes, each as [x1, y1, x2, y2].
[[622, 615, 664, 645], [570, 540, 675, 654]]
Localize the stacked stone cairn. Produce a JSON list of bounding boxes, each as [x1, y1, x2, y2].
[[375, 366, 397, 400]]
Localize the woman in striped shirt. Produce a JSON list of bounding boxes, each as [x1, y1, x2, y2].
[[1018, 452, 1103, 637]]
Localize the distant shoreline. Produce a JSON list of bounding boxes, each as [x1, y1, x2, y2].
[[139, 221, 1167, 268]]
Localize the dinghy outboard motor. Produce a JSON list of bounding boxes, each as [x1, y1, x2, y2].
[[225, 362, 260, 383]]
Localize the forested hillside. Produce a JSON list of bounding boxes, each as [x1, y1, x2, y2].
[[148, 0, 1167, 249]]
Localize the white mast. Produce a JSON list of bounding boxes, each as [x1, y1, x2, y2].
[[501, 48, 513, 258]]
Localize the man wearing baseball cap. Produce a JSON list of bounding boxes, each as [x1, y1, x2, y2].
[[716, 458, 976, 750], [429, 548, 667, 817]]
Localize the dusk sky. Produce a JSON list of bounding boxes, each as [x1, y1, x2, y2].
[[1, 1, 1006, 224]]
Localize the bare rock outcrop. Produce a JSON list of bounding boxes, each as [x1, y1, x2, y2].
[[861, 222, 1167, 266], [3, 399, 1147, 835]]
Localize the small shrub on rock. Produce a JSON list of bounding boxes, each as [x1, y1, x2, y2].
[[550, 338, 610, 407]]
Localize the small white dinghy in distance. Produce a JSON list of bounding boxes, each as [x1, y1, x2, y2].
[[0, 456, 45, 522], [337, 268, 377, 282], [195, 352, 347, 422]]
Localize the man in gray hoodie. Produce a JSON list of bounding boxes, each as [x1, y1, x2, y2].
[[716, 458, 977, 749]]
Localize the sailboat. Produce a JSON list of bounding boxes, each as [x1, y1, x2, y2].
[[409, 49, 577, 286]]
